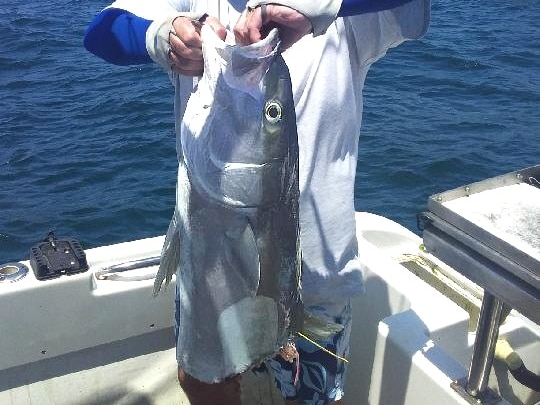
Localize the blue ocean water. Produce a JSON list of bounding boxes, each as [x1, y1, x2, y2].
[[0, 1, 538, 264]]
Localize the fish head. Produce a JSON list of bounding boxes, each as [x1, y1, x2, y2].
[[186, 27, 298, 208], [213, 28, 297, 166]]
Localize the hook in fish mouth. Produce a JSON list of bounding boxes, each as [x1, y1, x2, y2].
[[265, 100, 283, 123]]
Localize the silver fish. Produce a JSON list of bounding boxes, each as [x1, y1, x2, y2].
[[154, 26, 302, 383]]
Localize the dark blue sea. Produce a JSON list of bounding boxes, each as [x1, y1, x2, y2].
[[1, 1, 539, 263]]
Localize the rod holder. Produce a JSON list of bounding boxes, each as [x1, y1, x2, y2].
[[466, 291, 504, 397]]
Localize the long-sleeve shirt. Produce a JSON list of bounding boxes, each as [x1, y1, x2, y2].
[[84, 0, 430, 307], [84, 0, 416, 65]]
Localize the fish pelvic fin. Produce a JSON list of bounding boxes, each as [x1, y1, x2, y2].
[[153, 211, 181, 296], [299, 308, 345, 341]]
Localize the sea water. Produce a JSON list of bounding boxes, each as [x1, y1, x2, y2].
[[1, 0, 539, 263]]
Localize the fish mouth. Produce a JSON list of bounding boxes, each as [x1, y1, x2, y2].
[[201, 26, 282, 96], [202, 25, 281, 53]]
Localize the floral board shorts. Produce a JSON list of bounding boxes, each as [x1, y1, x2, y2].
[[266, 302, 352, 405]]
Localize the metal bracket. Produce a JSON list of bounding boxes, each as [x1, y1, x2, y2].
[[94, 256, 160, 281], [451, 378, 502, 405]]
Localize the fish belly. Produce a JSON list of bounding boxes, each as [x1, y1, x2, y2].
[[175, 156, 300, 382]]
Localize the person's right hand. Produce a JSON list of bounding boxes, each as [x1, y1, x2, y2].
[[234, 5, 312, 50], [168, 15, 226, 76]]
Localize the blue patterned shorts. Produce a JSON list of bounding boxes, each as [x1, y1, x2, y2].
[[266, 302, 352, 405]]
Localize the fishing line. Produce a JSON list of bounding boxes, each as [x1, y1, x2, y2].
[[296, 331, 350, 363]]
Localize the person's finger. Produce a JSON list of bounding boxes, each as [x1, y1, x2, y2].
[[246, 7, 264, 44], [233, 9, 249, 45], [202, 15, 227, 41], [172, 16, 203, 48], [169, 32, 202, 61], [170, 56, 203, 76], [167, 38, 203, 75], [168, 45, 203, 75], [167, 16, 205, 76], [169, 50, 202, 71], [237, 5, 313, 49], [234, 7, 264, 45], [173, 66, 204, 76]]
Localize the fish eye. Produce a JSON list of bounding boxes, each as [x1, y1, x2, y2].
[[265, 101, 282, 124]]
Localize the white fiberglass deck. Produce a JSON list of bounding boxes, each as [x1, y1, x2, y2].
[[0, 212, 538, 405]]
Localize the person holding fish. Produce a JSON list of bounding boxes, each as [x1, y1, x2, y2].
[[85, 1, 430, 404]]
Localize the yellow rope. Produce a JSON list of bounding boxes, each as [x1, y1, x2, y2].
[[296, 332, 349, 363]]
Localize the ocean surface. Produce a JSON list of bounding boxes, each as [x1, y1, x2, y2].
[[1, 0, 539, 264]]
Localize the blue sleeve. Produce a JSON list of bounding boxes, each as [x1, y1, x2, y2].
[[338, 0, 414, 16], [84, 8, 153, 66]]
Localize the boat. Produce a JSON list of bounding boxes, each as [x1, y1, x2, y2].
[[1, 170, 539, 405]]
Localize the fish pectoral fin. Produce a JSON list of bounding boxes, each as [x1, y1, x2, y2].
[[229, 220, 260, 293], [153, 212, 181, 296]]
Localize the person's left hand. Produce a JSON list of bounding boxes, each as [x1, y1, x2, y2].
[[234, 4, 312, 50]]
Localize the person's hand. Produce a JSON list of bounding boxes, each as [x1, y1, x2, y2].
[[234, 5, 312, 50], [168, 15, 226, 76]]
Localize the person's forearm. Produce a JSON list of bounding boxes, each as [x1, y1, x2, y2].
[[84, 8, 152, 65], [338, 0, 414, 16]]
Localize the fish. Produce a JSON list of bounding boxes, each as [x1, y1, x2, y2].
[[153, 25, 303, 383]]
